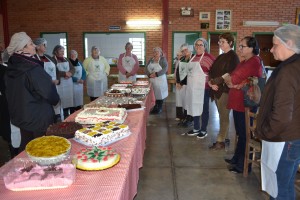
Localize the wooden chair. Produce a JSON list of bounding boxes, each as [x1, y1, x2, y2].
[[243, 107, 262, 177]]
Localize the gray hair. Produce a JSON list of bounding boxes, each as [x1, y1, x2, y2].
[[180, 43, 192, 52], [194, 38, 209, 52], [33, 38, 47, 47], [274, 24, 300, 54], [52, 44, 65, 56], [153, 47, 163, 56], [91, 46, 99, 52], [70, 50, 78, 57]]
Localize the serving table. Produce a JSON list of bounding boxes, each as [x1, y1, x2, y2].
[[0, 87, 155, 200]]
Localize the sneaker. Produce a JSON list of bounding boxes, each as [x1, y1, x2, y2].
[[229, 167, 242, 174], [175, 118, 180, 121], [187, 130, 200, 136], [181, 129, 193, 136], [196, 131, 207, 139]]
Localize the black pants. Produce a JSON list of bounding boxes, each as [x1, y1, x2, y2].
[[90, 97, 98, 102], [19, 129, 45, 152]]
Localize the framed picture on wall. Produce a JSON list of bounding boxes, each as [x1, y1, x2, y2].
[[296, 8, 300, 26], [215, 10, 231, 30], [199, 12, 210, 20]]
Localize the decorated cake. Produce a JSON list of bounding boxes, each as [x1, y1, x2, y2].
[[74, 121, 130, 146], [75, 107, 127, 124], [46, 122, 83, 138], [117, 104, 142, 110], [3, 158, 76, 191], [131, 87, 150, 95], [105, 89, 125, 98], [25, 136, 71, 165], [133, 80, 149, 86], [73, 146, 120, 170]]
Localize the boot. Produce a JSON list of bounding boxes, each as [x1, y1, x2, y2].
[[150, 103, 158, 114], [176, 107, 183, 120], [156, 100, 163, 114]]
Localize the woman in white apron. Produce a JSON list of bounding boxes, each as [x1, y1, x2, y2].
[[255, 24, 300, 200], [117, 42, 139, 82], [52, 45, 75, 120], [69, 50, 86, 113], [174, 50, 183, 120], [183, 38, 215, 138], [33, 38, 61, 122], [83, 46, 110, 102], [145, 47, 168, 114]]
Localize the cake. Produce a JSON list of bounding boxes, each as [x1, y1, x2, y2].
[[117, 104, 142, 110], [25, 136, 71, 165], [3, 158, 76, 191], [73, 146, 120, 170], [133, 80, 149, 86], [46, 122, 83, 138], [105, 89, 125, 98], [74, 121, 130, 146], [131, 87, 150, 95], [75, 107, 127, 124]]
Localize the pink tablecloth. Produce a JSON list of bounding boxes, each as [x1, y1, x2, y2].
[[0, 88, 155, 200]]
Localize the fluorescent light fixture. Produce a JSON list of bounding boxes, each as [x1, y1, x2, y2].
[[243, 21, 279, 27], [126, 20, 161, 26]]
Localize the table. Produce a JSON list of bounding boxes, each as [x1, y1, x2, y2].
[[0, 87, 155, 200]]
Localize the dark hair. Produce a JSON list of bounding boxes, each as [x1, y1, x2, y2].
[[52, 44, 65, 56], [242, 36, 260, 55], [219, 32, 234, 48]]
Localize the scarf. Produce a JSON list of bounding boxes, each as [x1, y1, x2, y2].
[[69, 58, 79, 66]]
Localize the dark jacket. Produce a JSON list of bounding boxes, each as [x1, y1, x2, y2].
[[5, 53, 60, 133], [0, 63, 11, 142], [255, 54, 300, 142]]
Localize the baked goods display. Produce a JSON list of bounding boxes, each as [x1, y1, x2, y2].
[[133, 80, 149, 86], [3, 157, 76, 191], [111, 84, 130, 90], [131, 87, 150, 95], [75, 107, 127, 124], [46, 122, 83, 138], [73, 146, 120, 170], [105, 89, 125, 98], [74, 121, 131, 146], [117, 104, 142, 110], [25, 136, 71, 165]]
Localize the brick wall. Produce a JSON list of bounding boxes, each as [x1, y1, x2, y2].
[[5, 0, 300, 73]]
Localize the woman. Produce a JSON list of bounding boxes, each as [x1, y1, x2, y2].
[[174, 50, 183, 120], [117, 42, 139, 82], [69, 50, 86, 113], [33, 38, 61, 122], [145, 47, 168, 114], [52, 45, 75, 120], [5, 32, 59, 151], [223, 36, 262, 173], [183, 38, 215, 138], [208, 33, 240, 150], [255, 24, 300, 199], [83, 46, 110, 101], [178, 43, 194, 127]]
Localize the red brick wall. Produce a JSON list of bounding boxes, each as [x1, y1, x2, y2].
[[5, 0, 300, 73]]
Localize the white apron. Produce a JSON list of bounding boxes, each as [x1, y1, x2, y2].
[[118, 54, 136, 82], [10, 123, 21, 148], [73, 63, 84, 107], [37, 55, 61, 115], [261, 141, 285, 198], [147, 60, 168, 100], [56, 61, 74, 108], [176, 61, 189, 108], [185, 54, 206, 116], [86, 59, 107, 97]]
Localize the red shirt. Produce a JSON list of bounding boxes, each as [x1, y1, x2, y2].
[[227, 56, 262, 112]]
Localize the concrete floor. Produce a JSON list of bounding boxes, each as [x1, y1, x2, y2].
[[0, 92, 299, 199]]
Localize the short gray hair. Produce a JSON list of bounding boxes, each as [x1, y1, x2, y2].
[[70, 50, 78, 57], [194, 38, 208, 52]]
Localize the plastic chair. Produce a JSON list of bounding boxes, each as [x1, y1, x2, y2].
[[243, 107, 262, 177]]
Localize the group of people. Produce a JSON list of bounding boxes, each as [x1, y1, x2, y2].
[[174, 25, 300, 200]]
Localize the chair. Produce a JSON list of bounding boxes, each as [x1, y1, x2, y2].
[[243, 107, 262, 177]]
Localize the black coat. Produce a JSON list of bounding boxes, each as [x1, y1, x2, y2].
[[0, 63, 11, 142], [5, 53, 60, 134]]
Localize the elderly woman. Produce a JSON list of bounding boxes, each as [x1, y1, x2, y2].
[[183, 38, 215, 138], [69, 50, 86, 113], [52, 45, 75, 120], [145, 47, 168, 114], [255, 24, 300, 200], [83, 46, 110, 101], [33, 38, 61, 122], [223, 36, 262, 174], [117, 42, 139, 82], [4, 32, 59, 151], [174, 50, 183, 121], [208, 33, 240, 150]]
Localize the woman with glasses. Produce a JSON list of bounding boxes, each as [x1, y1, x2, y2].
[[182, 38, 215, 138], [208, 33, 240, 150], [223, 36, 262, 173]]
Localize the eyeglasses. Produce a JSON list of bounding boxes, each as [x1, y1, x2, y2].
[[238, 45, 248, 49], [218, 40, 227, 45], [195, 43, 204, 47]]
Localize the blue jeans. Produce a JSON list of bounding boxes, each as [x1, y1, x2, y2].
[[200, 89, 210, 132], [270, 140, 300, 200], [232, 110, 246, 171]]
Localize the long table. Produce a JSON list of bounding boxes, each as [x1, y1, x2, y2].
[[0, 87, 155, 200]]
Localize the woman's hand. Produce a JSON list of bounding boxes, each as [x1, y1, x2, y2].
[[176, 83, 182, 90], [149, 73, 156, 78]]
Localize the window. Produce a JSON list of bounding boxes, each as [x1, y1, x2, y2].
[[129, 37, 145, 64], [40, 32, 68, 56]]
